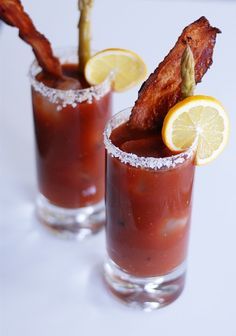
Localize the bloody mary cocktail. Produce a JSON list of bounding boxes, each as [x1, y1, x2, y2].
[[104, 108, 195, 307], [30, 49, 112, 237], [103, 16, 222, 309]]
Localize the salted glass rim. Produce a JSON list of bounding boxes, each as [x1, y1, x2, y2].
[[29, 46, 112, 107], [104, 107, 196, 170]]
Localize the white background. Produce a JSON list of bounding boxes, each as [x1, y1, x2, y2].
[[1, 1, 236, 335]]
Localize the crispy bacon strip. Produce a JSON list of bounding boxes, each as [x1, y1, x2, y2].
[[0, 0, 63, 79], [129, 17, 221, 130]]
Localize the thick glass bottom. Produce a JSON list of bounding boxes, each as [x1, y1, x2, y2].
[[104, 257, 186, 311], [36, 194, 105, 240]]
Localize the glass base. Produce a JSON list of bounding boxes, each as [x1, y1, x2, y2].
[[36, 194, 105, 240], [104, 258, 186, 311]]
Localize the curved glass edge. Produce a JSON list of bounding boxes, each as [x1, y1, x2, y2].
[[29, 47, 112, 108], [104, 108, 196, 171]]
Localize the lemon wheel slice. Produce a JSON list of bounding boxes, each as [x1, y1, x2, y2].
[[84, 48, 147, 92], [162, 95, 230, 166]]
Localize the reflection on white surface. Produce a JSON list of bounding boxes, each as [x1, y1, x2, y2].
[[1, 0, 236, 335]]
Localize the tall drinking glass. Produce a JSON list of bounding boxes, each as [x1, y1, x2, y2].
[[29, 48, 112, 239], [104, 108, 195, 309]]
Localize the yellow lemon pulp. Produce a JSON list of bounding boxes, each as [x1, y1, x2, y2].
[[162, 95, 230, 165], [85, 48, 147, 92]]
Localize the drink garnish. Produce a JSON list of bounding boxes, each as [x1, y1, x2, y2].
[[129, 16, 221, 130], [0, 0, 145, 91], [181, 44, 195, 98], [162, 95, 229, 165], [0, 0, 63, 79], [162, 34, 229, 165], [84, 48, 147, 92], [78, 0, 147, 90], [78, 0, 93, 75]]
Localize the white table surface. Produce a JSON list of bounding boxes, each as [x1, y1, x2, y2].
[[1, 1, 236, 335]]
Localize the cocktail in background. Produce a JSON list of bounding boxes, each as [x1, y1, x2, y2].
[[30, 48, 112, 238]]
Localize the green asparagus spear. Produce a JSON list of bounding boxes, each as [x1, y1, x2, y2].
[[181, 44, 196, 98], [78, 0, 94, 75]]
